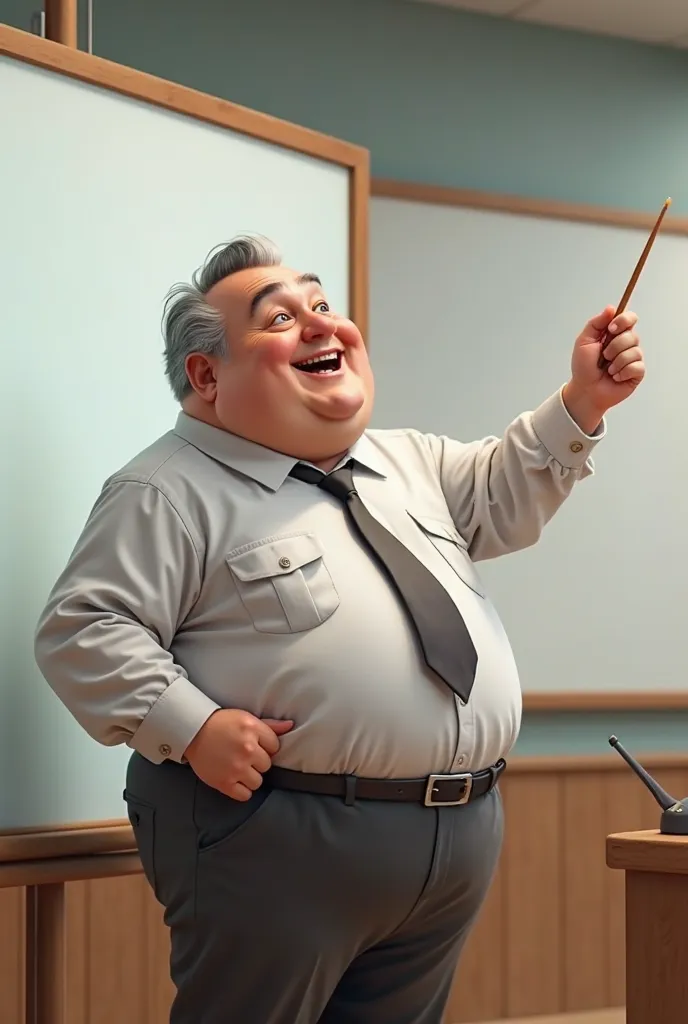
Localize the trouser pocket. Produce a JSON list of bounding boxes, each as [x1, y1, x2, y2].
[[195, 783, 276, 854], [124, 791, 159, 900]]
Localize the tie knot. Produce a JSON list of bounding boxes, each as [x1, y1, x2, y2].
[[289, 461, 357, 503], [289, 462, 323, 486], [318, 465, 356, 503]]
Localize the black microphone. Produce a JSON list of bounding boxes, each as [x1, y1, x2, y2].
[[609, 735, 688, 835]]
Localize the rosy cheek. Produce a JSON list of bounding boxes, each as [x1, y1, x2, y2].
[[254, 334, 296, 367], [334, 317, 364, 348]]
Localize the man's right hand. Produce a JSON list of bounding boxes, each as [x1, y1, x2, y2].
[[183, 709, 294, 801]]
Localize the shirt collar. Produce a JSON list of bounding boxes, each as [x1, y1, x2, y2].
[[347, 433, 388, 479], [173, 412, 387, 492]]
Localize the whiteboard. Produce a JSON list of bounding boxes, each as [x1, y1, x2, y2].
[[0, 56, 350, 831], [370, 195, 688, 697]]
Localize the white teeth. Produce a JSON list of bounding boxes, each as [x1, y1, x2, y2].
[[293, 351, 342, 374], [300, 353, 339, 365]]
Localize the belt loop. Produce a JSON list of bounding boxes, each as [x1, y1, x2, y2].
[[344, 775, 357, 806]]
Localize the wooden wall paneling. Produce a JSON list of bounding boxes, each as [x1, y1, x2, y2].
[[3, 756, 688, 1023], [562, 772, 608, 1012], [144, 892, 174, 1022], [502, 772, 563, 1017], [64, 875, 153, 1024], [25, 882, 69, 1024], [64, 880, 90, 1024], [0, 886, 25, 1024], [603, 770, 648, 1007]]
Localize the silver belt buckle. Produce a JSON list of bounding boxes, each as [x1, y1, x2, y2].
[[424, 772, 473, 807]]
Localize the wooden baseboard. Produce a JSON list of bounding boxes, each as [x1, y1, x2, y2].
[[471, 1012, 625, 1024]]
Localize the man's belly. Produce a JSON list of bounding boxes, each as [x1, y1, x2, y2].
[[174, 577, 522, 778], [270, 662, 522, 777]]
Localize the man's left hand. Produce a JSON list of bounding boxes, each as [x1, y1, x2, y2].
[[562, 305, 645, 434]]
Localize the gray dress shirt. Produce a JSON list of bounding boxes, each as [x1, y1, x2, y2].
[[34, 388, 603, 777]]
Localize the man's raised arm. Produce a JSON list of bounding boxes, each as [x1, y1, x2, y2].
[[430, 305, 645, 560]]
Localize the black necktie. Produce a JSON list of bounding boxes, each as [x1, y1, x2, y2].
[[289, 460, 478, 702]]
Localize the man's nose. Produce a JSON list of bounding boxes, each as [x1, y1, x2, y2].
[[301, 314, 336, 343]]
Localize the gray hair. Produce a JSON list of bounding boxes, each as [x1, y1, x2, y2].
[[162, 234, 282, 402]]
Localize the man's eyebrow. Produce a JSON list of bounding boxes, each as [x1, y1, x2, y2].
[[249, 273, 322, 318], [297, 273, 321, 288]]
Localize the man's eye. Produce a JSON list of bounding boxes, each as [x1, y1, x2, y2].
[[314, 301, 330, 314], [271, 312, 291, 325]]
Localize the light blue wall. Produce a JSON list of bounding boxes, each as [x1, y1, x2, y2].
[[94, 0, 688, 216], [6, 0, 688, 213], [4, 0, 688, 755]]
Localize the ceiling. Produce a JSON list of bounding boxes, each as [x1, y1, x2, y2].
[[409, 0, 688, 49]]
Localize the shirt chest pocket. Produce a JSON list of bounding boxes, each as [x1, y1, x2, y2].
[[226, 533, 340, 634], [407, 512, 486, 599]]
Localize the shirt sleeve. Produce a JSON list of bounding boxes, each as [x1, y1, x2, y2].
[[429, 386, 606, 561], [33, 477, 220, 764]]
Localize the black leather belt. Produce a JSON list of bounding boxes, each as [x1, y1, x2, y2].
[[266, 759, 506, 807]]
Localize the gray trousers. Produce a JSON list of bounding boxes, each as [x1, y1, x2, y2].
[[125, 753, 503, 1024]]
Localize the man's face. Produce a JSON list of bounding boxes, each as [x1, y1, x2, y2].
[[186, 264, 374, 463]]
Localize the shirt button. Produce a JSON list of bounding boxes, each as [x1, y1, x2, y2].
[[569, 441, 583, 453], [457, 756, 465, 766], [159, 743, 171, 757], [278, 556, 291, 569]]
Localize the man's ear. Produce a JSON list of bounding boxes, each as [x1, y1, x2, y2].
[[185, 353, 218, 401]]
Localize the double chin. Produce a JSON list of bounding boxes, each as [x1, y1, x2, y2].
[[310, 382, 370, 422]]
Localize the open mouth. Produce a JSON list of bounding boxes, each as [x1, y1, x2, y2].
[[291, 351, 343, 375]]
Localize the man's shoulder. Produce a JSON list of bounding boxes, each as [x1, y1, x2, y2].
[[363, 426, 436, 458], [94, 429, 218, 549], [100, 429, 213, 516], [360, 426, 444, 477], [104, 430, 189, 488]]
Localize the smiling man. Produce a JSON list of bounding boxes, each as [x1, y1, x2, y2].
[[34, 234, 645, 1024]]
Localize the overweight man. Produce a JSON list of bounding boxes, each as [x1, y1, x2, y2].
[[35, 234, 645, 1024]]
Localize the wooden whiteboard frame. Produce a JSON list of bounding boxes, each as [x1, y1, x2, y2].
[[372, 177, 688, 236], [0, 23, 368, 862], [0, 23, 369, 335], [372, 177, 688, 713]]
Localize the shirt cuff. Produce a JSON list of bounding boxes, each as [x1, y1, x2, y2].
[[128, 675, 220, 764], [531, 386, 606, 469]]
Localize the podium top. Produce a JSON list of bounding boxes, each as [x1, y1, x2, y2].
[[607, 830, 688, 874]]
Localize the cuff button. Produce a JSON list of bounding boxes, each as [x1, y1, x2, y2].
[[569, 441, 583, 453], [159, 743, 172, 758]]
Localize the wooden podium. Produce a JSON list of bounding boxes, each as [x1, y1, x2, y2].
[[607, 830, 688, 1024]]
